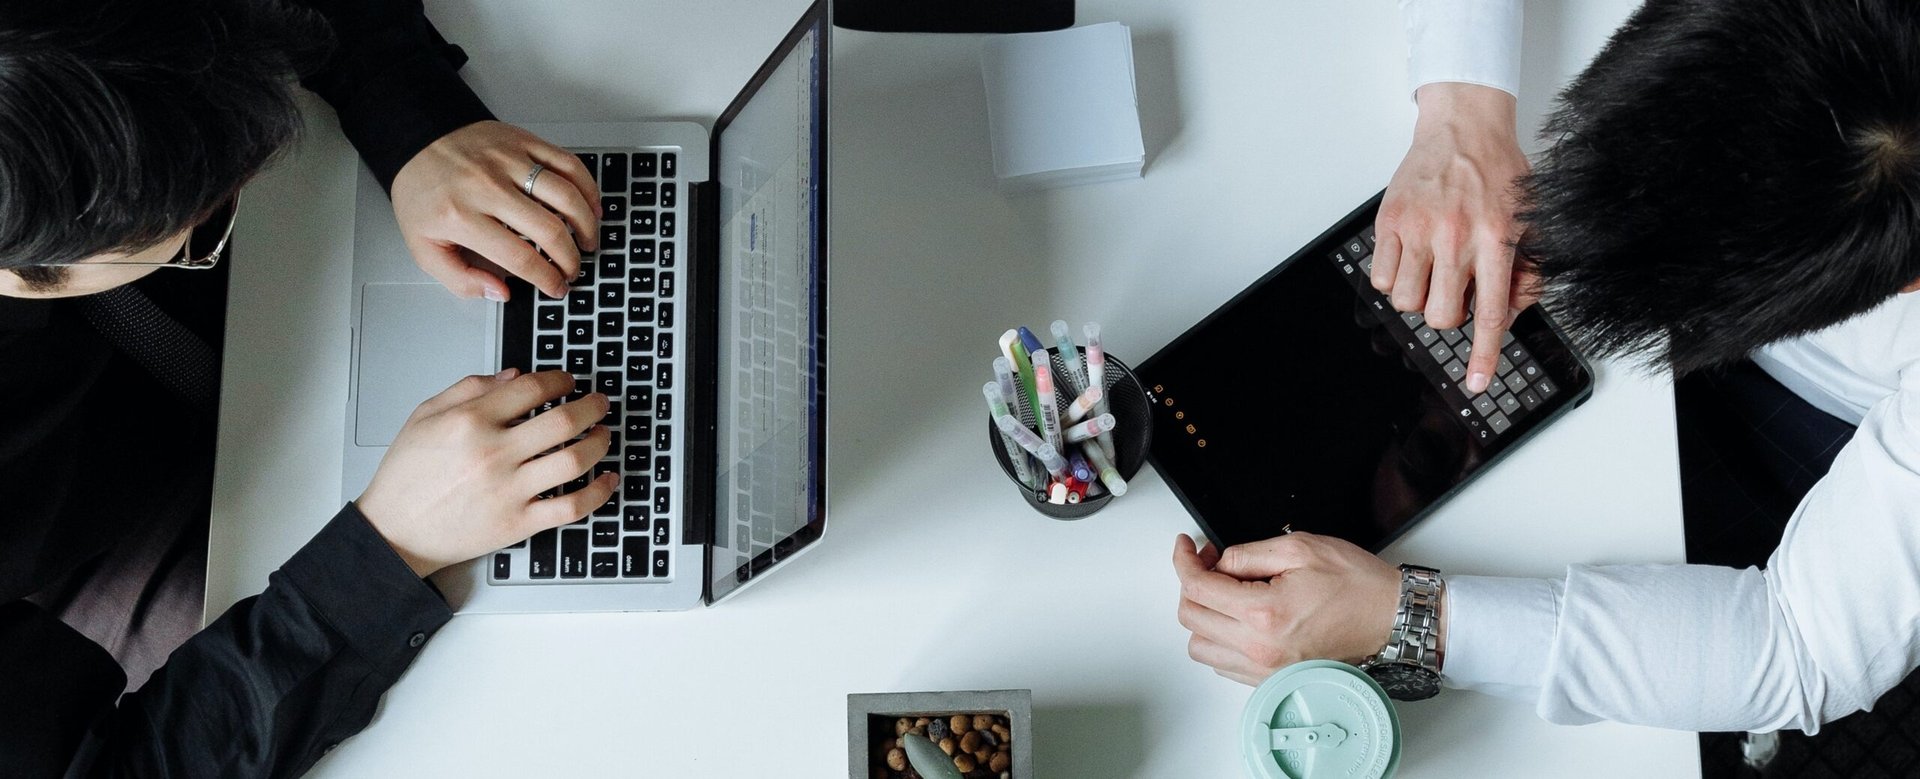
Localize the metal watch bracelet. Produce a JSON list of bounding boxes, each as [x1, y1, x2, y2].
[[1373, 564, 1444, 674]]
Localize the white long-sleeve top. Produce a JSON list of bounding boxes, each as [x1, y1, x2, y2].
[[1404, 0, 1920, 733]]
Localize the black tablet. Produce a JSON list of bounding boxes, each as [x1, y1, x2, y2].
[[1136, 192, 1594, 553]]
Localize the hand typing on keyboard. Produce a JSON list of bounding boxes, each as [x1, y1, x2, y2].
[[355, 368, 616, 578], [1372, 82, 1536, 394], [391, 121, 603, 302]]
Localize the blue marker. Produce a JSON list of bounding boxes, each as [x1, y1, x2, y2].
[[1017, 326, 1046, 356]]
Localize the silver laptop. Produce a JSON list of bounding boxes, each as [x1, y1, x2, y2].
[[341, 5, 830, 612]]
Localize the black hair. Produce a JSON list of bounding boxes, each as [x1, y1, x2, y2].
[[0, 0, 331, 288], [1517, 0, 1920, 376]]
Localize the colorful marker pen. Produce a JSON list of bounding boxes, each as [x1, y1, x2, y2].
[[997, 414, 1069, 477], [993, 356, 1031, 428], [1069, 451, 1094, 483], [1064, 385, 1104, 423], [1083, 441, 1128, 497], [1063, 413, 1116, 443], [1006, 331, 1043, 423], [1017, 326, 1045, 356], [983, 382, 1038, 488], [1083, 323, 1118, 462], [1034, 356, 1064, 453], [1051, 320, 1087, 395]]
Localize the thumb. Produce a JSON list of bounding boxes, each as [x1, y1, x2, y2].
[[409, 239, 509, 302], [1214, 534, 1310, 580]]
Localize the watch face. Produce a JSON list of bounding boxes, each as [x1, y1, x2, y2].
[[1367, 662, 1440, 701]]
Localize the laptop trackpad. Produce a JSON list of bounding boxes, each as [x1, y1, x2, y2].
[[355, 283, 493, 447]]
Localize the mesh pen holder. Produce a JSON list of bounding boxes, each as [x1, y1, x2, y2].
[[986, 353, 1152, 519]]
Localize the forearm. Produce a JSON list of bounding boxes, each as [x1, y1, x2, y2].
[[1400, 0, 1523, 97], [70, 504, 452, 777]]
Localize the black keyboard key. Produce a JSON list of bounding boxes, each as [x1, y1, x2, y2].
[[654, 455, 671, 483], [624, 445, 649, 471], [658, 302, 674, 328], [591, 552, 618, 578], [659, 271, 675, 298], [566, 349, 591, 375], [1345, 236, 1370, 259], [629, 296, 655, 322], [661, 153, 677, 178], [656, 392, 672, 420], [595, 371, 621, 396], [577, 153, 598, 179], [652, 519, 669, 547], [630, 267, 656, 292], [631, 210, 656, 235], [1534, 376, 1559, 400], [568, 290, 593, 318], [592, 521, 619, 547], [652, 550, 670, 576], [601, 196, 627, 222], [622, 535, 649, 577], [660, 183, 677, 209], [632, 239, 656, 265], [561, 528, 588, 578], [633, 180, 657, 207], [530, 529, 557, 579], [566, 320, 592, 346], [598, 253, 625, 280], [628, 327, 655, 353], [600, 224, 625, 248], [658, 333, 674, 359], [603, 401, 620, 428], [658, 363, 674, 390], [624, 413, 648, 442], [599, 153, 627, 192], [654, 487, 670, 516], [493, 553, 511, 580], [596, 341, 622, 370], [597, 311, 622, 338], [623, 502, 649, 534], [598, 283, 623, 309], [655, 425, 671, 452], [627, 355, 653, 383], [635, 153, 657, 177], [658, 241, 675, 267], [625, 384, 652, 409], [536, 335, 563, 362], [537, 304, 563, 331], [660, 212, 676, 238]]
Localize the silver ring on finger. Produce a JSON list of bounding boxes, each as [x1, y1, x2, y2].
[[522, 163, 546, 197]]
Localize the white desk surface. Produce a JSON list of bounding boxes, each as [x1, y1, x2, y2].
[[209, 0, 1699, 776]]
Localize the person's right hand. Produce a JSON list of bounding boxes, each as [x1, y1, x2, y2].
[[1373, 82, 1534, 395], [355, 369, 616, 578]]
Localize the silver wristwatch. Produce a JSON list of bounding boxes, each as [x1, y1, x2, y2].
[[1360, 564, 1444, 701]]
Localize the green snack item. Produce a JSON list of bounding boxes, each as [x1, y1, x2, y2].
[[901, 732, 966, 779], [1241, 660, 1401, 779]]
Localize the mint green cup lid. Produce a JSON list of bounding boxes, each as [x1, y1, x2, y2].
[[1241, 660, 1401, 779]]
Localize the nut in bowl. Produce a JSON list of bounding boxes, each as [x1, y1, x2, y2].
[[848, 690, 1033, 779]]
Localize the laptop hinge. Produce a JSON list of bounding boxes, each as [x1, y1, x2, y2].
[[686, 180, 722, 604]]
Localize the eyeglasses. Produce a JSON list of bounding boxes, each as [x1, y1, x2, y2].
[[40, 193, 240, 271]]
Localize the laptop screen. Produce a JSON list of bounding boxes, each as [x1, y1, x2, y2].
[[708, 10, 827, 602]]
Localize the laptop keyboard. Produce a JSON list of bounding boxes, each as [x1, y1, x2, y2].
[[1328, 226, 1563, 444], [492, 147, 684, 585]]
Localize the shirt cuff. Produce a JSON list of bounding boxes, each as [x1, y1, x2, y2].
[[276, 503, 452, 670], [1403, 0, 1523, 98], [1442, 574, 1560, 702]]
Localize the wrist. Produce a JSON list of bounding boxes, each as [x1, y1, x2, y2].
[[352, 497, 440, 579], [1413, 82, 1518, 141]]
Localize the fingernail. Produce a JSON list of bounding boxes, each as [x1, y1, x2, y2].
[[1467, 372, 1488, 393], [483, 288, 506, 303]]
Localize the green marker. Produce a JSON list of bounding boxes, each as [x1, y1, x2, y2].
[[1001, 328, 1042, 422]]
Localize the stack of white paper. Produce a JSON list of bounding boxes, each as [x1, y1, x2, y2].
[[981, 22, 1145, 191]]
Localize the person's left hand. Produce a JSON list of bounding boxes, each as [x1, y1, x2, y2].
[[390, 120, 603, 302], [1172, 533, 1402, 685]]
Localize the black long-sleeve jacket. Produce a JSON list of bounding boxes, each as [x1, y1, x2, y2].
[[0, 0, 495, 775]]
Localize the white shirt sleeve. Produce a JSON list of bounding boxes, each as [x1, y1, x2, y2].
[[1442, 377, 1920, 733], [1400, 0, 1524, 97]]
